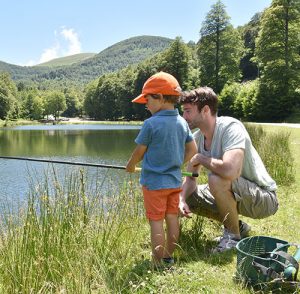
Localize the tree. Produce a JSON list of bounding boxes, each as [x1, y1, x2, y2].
[[0, 73, 18, 119], [239, 13, 262, 81], [63, 89, 81, 117], [198, 0, 243, 93], [255, 0, 300, 121], [83, 79, 99, 118], [23, 90, 44, 120], [160, 37, 191, 88], [116, 67, 137, 120], [44, 91, 66, 119]]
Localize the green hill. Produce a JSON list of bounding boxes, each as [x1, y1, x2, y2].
[[36, 53, 96, 67], [0, 35, 173, 88]]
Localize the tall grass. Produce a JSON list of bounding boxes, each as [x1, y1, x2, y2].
[[245, 124, 295, 185], [0, 169, 149, 293]]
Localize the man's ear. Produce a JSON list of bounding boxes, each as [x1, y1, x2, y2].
[[202, 105, 210, 113]]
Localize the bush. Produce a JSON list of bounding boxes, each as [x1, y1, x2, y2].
[[235, 80, 259, 121], [218, 82, 241, 117]]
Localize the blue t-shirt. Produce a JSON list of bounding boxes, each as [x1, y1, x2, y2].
[[135, 109, 193, 190]]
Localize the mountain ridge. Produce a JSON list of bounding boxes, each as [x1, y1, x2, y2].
[[36, 53, 96, 67], [0, 35, 173, 88]]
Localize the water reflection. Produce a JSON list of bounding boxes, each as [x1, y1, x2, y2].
[[0, 124, 141, 205]]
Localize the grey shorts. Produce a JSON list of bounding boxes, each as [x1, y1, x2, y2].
[[186, 177, 278, 219]]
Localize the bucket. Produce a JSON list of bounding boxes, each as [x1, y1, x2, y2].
[[236, 236, 289, 285]]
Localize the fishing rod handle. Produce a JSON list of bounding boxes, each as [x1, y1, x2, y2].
[[182, 171, 199, 177]]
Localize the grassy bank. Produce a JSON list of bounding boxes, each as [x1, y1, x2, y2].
[[0, 118, 143, 128], [0, 119, 40, 128], [0, 125, 299, 293]]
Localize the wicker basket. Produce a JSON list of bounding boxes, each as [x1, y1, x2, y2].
[[236, 236, 289, 285]]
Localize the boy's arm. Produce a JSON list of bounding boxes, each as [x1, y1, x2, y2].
[[179, 160, 200, 217], [183, 140, 197, 163], [126, 144, 147, 173]]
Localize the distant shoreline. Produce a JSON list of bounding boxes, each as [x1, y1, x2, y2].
[[1, 118, 299, 128], [0, 118, 143, 128]]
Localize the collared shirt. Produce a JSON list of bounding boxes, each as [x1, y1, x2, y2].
[[135, 109, 193, 190]]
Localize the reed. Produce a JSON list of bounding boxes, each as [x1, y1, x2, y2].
[[245, 124, 295, 185], [0, 170, 148, 293]]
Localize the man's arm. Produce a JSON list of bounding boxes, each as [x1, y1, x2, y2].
[[179, 160, 200, 216], [190, 148, 244, 181], [126, 144, 147, 172]]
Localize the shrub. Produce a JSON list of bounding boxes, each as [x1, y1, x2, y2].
[[218, 82, 241, 117], [235, 80, 259, 121]]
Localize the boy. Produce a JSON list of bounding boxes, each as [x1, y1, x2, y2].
[[126, 72, 197, 267]]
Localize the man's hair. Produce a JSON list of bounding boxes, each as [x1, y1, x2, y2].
[[150, 94, 179, 104], [180, 87, 218, 115]]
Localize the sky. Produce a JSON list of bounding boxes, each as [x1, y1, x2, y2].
[[1, 0, 272, 66]]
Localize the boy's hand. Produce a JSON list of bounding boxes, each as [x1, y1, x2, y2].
[[126, 162, 135, 173]]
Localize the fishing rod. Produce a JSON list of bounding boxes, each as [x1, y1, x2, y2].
[[0, 156, 199, 177]]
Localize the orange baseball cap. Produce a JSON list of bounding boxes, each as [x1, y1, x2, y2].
[[132, 71, 182, 104]]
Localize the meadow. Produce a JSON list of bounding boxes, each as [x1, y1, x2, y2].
[[0, 125, 299, 293]]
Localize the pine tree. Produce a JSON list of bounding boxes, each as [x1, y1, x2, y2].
[[198, 0, 242, 93], [160, 37, 191, 88], [255, 0, 300, 121]]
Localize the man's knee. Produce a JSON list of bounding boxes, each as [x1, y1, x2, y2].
[[208, 174, 231, 196]]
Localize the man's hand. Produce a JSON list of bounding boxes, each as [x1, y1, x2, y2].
[[190, 153, 207, 168], [179, 199, 192, 218]]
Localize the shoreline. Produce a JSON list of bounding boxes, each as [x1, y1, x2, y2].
[[0, 118, 143, 128], [1, 118, 299, 128]]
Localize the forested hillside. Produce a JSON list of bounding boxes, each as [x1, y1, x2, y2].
[[36, 53, 96, 67], [0, 35, 173, 89]]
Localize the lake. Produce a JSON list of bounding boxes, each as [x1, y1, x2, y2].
[[0, 124, 141, 206]]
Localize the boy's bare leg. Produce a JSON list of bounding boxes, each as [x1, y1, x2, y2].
[[164, 214, 179, 258], [149, 219, 165, 264]]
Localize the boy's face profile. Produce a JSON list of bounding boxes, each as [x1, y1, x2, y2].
[[145, 94, 163, 115]]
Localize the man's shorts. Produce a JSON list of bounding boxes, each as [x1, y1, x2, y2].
[[186, 177, 278, 219], [142, 186, 182, 221]]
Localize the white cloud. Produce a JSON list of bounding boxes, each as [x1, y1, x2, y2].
[[24, 27, 82, 66], [39, 43, 60, 63], [24, 60, 36, 67], [61, 28, 81, 55]]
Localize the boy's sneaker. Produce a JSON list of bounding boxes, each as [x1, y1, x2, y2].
[[211, 231, 240, 253], [162, 257, 175, 268]]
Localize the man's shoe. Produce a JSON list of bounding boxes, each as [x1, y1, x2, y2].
[[239, 220, 251, 239], [215, 220, 251, 242], [211, 232, 240, 253]]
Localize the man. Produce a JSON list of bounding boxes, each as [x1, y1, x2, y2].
[[179, 87, 278, 253]]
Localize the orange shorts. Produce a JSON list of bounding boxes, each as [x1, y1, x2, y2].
[[142, 186, 182, 221]]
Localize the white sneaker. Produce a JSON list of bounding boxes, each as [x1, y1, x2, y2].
[[214, 220, 251, 242], [211, 231, 240, 253]]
